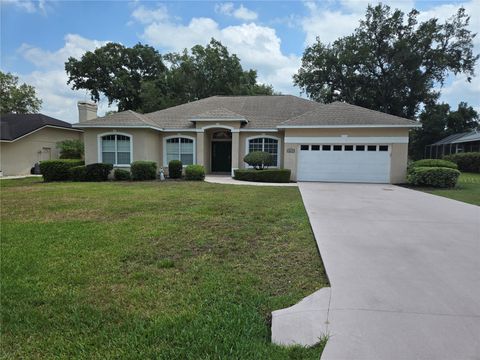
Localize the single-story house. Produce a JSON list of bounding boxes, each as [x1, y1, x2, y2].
[[0, 113, 83, 176], [74, 96, 419, 183], [425, 130, 480, 159]]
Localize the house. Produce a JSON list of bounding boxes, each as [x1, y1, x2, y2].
[[425, 130, 480, 159], [0, 113, 83, 176], [74, 96, 419, 183]]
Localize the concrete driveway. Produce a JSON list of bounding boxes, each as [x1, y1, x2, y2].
[[272, 183, 480, 359]]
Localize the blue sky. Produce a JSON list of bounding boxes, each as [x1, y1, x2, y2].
[[1, 0, 479, 122]]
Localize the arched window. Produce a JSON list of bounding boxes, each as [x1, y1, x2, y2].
[[165, 137, 194, 165], [100, 134, 131, 165], [247, 137, 280, 167]]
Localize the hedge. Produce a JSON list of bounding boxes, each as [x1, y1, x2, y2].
[[131, 161, 157, 180], [409, 159, 458, 172], [114, 168, 131, 181], [169, 160, 182, 179], [185, 165, 205, 180], [40, 159, 85, 181], [444, 152, 480, 173], [407, 167, 460, 188], [234, 169, 291, 183], [84, 163, 113, 181], [69, 166, 87, 181]]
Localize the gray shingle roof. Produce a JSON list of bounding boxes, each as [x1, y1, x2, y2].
[[1, 113, 79, 141], [431, 130, 480, 145], [74, 96, 419, 130], [279, 102, 418, 127]]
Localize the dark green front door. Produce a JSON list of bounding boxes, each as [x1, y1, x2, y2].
[[212, 141, 232, 172]]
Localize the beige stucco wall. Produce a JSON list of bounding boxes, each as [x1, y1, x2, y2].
[[0, 127, 83, 176], [283, 127, 411, 183], [83, 128, 162, 167], [238, 131, 284, 169]]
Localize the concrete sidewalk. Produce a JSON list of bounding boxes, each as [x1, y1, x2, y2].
[[204, 175, 297, 187], [272, 183, 480, 359]]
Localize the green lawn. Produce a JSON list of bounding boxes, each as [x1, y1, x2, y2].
[[0, 178, 328, 359], [416, 172, 480, 206]]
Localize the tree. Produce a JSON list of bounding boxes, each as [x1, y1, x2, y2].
[[0, 71, 42, 114], [294, 5, 478, 119], [409, 102, 479, 159], [56, 139, 84, 159], [65, 43, 167, 111]]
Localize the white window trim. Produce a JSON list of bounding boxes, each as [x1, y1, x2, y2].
[[97, 132, 133, 167], [163, 135, 196, 167], [245, 135, 281, 168]]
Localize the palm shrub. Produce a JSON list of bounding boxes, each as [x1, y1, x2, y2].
[[243, 151, 273, 170], [169, 160, 182, 179]]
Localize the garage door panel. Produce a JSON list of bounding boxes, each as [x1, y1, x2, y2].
[[297, 147, 390, 183]]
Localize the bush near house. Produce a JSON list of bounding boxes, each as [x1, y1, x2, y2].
[[234, 169, 291, 183], [57, 139, 84, 159], [409, 159, 458, 171], [243, 151, 274, 170], [131, 161, 157, 181], [114, 168, 131, 181], [407, 167, 460, 188], [444, 152, 480, 173], [69, 166, 87, 181], [168, 160, 182, 179], [185, 164, 205, 180], [40, 159, 85, 182], [84, 163, 113, 181]]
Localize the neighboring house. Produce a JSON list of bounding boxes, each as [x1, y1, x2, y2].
[[74, 96, 419, 183], [425, 130, 480, 159], [0, 113, 83, 176]]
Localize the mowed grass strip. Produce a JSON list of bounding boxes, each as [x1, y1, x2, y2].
[[419, 172, 480, 206], [1, 179, 328, 359]]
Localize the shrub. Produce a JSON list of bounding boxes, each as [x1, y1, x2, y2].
[[69, 165, 87, 181], [84, 163, 113, 181], [57, 139, 84, 159], [131, 161, 157, 180], [114, 168, 131, 181], [243, 151, 274, 170], [409, 159, 458, 172], [185, 164, 205, 180], [168, 160, 182, 179], [234, 169, 291, 183], [407, 167, 460, 188], [444, 152, 480, 173], [40, 159, 84, 182]]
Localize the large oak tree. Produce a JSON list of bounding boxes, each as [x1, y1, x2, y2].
[[0, 71, 42, 114], [294, 5, 478, 119]]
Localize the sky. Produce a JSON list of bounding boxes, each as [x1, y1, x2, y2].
[[1, 0, 479, 123]]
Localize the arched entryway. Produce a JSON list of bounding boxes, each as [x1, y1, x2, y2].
[[211, 130, 232, 172]]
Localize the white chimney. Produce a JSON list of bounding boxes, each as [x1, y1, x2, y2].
[[77, 101, 98, 123]]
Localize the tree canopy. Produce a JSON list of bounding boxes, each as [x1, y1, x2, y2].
[[65, 39, 274, 113], [0, 71, 42, 114], [410, 102, 479, 159], [294, 5, 478, 119]]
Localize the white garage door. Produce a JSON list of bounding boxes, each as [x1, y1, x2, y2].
[[297, 144, 391, 183]]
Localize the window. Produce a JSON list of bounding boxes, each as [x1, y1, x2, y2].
[[166, 137, 194, 165], [101, 134, 131, 165], [311, 145, 320, 151], [356, 145, 365, 151], [367, 145, 377, 151], [248, 137, 280, 166], [344, 145, 354, 151], [300, 145, 309, 151], [379, 145, 389, 151], [322, 145, 331, 151], [333, 145, 342, 151]]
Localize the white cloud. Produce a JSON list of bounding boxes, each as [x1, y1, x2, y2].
[[215, 2, 258, 21], [17, 34, 116, 122], [2, 0, 48, 14], [131, 4, 169, 24]]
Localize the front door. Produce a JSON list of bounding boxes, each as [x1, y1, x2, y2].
[[211, 141, 232, 172]]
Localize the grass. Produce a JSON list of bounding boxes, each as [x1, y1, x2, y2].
[[412, 172, 480, 206], [0, 178, 328, 359]]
